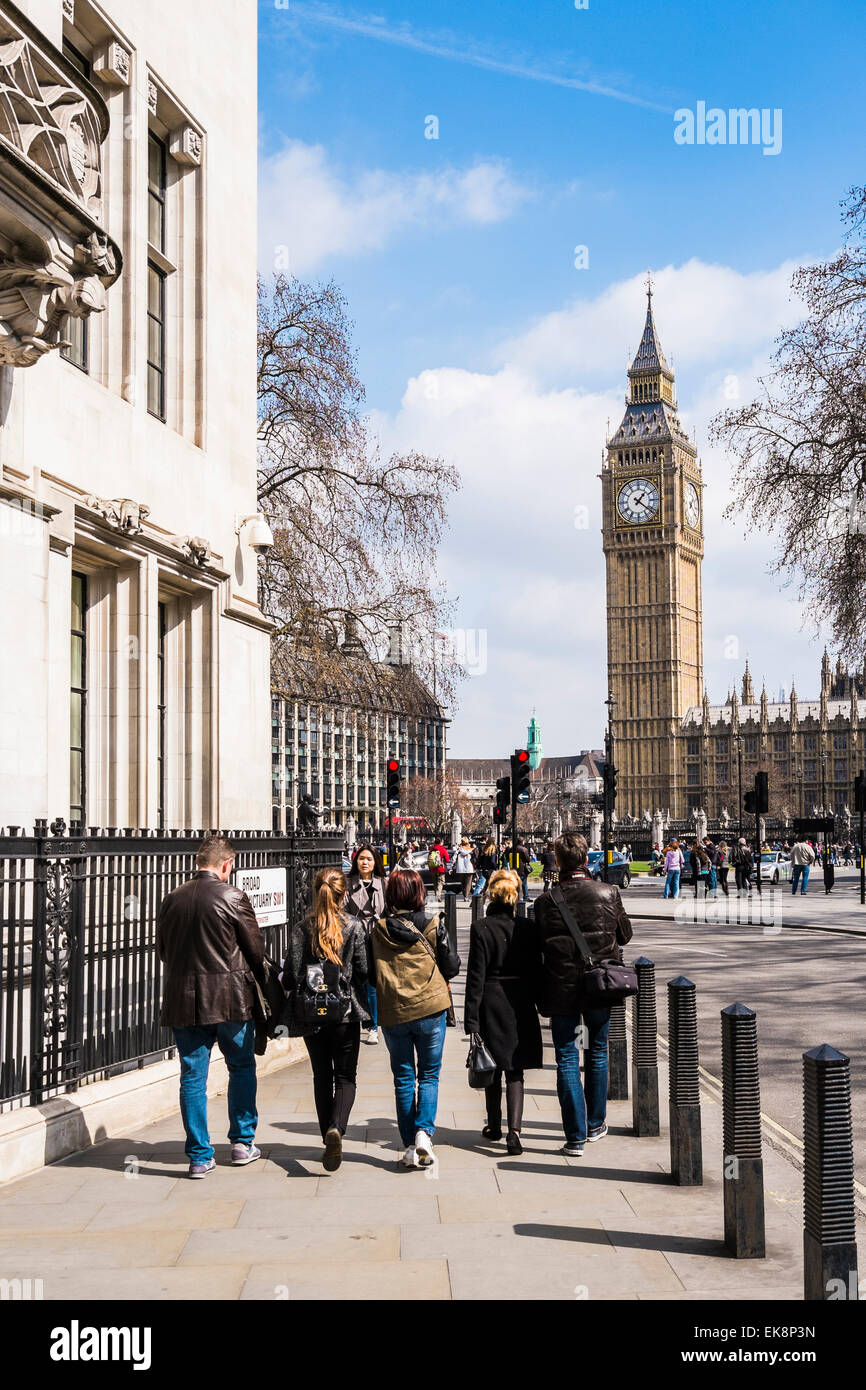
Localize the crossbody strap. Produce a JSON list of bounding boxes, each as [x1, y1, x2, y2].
[[549, 885, 595, 965]]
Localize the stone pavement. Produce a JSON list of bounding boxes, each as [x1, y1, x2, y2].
[[626, 868, 866, 935], [0, 902, 851, 1301]]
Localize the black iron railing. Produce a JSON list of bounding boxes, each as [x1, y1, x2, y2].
[[0, 822, 341, 1108]]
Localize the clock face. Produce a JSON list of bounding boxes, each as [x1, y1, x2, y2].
[[617, 477, 660, 524], [685, 481, 700, 528]]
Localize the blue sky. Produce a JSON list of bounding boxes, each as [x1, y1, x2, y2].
[[258, 0, 866, 762]]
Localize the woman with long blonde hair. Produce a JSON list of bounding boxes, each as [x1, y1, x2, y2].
[[281, 866, 370, 1171]]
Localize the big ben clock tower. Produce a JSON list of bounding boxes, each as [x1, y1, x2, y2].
[[601, 281, 704, 818]]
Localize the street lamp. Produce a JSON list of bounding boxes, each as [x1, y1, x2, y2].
[[735, 735, 744, 837], [603, 693, 617, 882]]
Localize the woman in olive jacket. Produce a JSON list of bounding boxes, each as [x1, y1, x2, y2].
[[463, 869, 542, 1155], [368, 869, 460, 1169]]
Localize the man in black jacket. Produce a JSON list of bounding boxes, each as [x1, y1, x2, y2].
[[533, 833, 633, 1157], [157, 834, 265, 1178]]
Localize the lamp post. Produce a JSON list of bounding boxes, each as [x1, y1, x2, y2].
[[820, 753, 827, 845], [603, 693, 617, 883], [736, 735, 744, 838]]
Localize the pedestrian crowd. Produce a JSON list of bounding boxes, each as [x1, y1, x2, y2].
[[651, 834, 859, 898], [156, 830, 632, 1178]]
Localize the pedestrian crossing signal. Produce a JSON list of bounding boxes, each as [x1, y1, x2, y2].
[[494, 775, 510, 823]]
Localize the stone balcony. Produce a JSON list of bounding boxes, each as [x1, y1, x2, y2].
[[0, 0, 121, 366]]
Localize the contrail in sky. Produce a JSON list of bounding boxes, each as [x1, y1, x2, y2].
[[285, 4, 673, 114]]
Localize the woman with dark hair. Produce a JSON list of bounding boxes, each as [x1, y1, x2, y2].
[[369, 869, 461, 1169], [280, 867, 370, 1172], [345, 845, 387, 1044], [464, 869, 542, 1155]]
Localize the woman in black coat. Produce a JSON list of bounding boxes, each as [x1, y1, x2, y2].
[[463, 869, 543, 1155]]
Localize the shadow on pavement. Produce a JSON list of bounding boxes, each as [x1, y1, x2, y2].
[[513, 1222, 727, 1258]]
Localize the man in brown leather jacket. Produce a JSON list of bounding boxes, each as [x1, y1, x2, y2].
[[157, 834, 265, 1178], [533, 833, 633, 1158]]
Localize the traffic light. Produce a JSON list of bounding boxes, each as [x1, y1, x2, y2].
[[603, 762, 618, 805], [743, 789, 757, 815], [511, 749, 531, 802], [386, 759, 401, 808], [494, 775, 510, 823], [855, 771, 866, 814], [755, 770, 769, 815]]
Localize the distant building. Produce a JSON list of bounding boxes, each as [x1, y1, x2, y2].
[[271, 619, 448, 832], [448, 751, 604, 813], [527, 713, 542, 770]]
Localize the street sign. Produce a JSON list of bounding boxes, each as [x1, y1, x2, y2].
[[236, 867, 287, 929]]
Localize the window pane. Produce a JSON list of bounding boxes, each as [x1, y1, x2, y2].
[[70, 750, 82, 807], [70, 690, 82, 746], [148, 312, 163, 365], [71, 575, 86, 630], [148, 264, 163, 316], [148, 364, 164, 418], [70, 635, 84, 689]]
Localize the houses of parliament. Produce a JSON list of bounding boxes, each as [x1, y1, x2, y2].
[[601, 285, 866, 822]]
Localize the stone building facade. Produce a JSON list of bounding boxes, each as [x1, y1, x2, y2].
[[603, 287, 865, 821], [0, 0, 271, 831], [271, 621, 448, 832]]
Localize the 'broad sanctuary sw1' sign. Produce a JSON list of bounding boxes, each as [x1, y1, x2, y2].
[[236, 868, 287, 929]]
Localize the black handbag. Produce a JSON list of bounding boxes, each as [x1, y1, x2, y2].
[[296, 960, 351, 1025], [253, 954, 288, 1037], [466, 1033, 498, 1089], [549, 885, 638, 1004]]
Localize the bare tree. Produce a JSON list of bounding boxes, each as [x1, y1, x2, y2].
[[258, 274, 463, 706], [401, 770, 473, 841], [711, 187, 866, 662]]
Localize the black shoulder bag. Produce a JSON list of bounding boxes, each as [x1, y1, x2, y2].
[[549, 885, 638, 1004]]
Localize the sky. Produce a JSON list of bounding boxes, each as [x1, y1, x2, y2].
[[257, 0, 866, 757]]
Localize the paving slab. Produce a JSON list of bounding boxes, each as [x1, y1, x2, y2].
[[240, 1258, 451, 1301]]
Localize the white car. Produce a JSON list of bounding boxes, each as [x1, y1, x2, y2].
[[759, 851, 792, 884]]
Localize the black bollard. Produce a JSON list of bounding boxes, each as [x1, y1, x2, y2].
[[632, 957, 659, 1136], [607, 1001, 629, 1101], [470, 894, 483, 924], [668, 977, 702, 1185], [803, 1045, 858, 1301], [721, 1003, 766, 1258]]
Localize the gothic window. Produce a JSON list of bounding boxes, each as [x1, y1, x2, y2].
[[773, 736, 786, 754], [745, 736, 758, 755], [833, 733, 848, 750], [687, 763, 700, 785], [715, 737, 729, 755], [803, 734, 817, 751], [804, 760, 817, 781], [834, 759, 847, 782], [687, 738, 700, 756], [716, 764, 729, 786]]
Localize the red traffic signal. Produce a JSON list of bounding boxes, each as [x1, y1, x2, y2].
[[515, 749, 529, 763], [387, 759, 400, 773]]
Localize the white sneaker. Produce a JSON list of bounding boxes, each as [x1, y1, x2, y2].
[[414, 1130, 434, 1167], [401, 1145, 419, 1169], [365, 1028, 379, 1045]]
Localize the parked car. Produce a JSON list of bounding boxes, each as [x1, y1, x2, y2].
[[759, 850, 792, 884], [586, 850, 631, 890]]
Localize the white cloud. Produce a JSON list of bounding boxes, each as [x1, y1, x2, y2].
[[258, 140, 532, 274], [496, 258, 805, 384], [370, 259, 833, 754]]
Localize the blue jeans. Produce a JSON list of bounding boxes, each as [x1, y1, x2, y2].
[[550, 1008, 611, 1145], [791, 864, 810, 895], [366, 981, 379, 1029], [173, 1020, 258, 1163], [382, 1011, 447, 1146], [472, 875, 486, 897], [664, 869, 680, 898]]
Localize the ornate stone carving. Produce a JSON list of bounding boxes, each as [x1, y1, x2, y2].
[[0, 14, 106, 216], [62, 0, 75, 20], [84, 495, 151, 534], [174, 535, 213, 567], [93, 40, 131, 87], [147, 78, 158, 115], [0, 232, 119, 366], [170, 123, 202, 167]]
